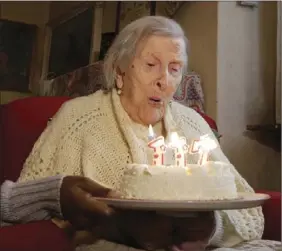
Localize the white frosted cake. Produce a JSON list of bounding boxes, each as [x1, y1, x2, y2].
[[118, 161, 238, 200]]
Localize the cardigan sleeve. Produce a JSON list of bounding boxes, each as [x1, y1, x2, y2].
[[1, 175, 64, 226]]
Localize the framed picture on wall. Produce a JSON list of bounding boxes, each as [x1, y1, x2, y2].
[[0, 19, 36, 92], [47, 7, 94, 79], [115, 1, 156, 33], [41, 2, 104, 81]]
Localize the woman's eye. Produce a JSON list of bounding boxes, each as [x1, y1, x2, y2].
[[147, 63, 155, 67], [170, 64, 182, 74]]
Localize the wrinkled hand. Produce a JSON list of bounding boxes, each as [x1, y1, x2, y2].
[[60, 176, 115, 230], [116, 210, 175, 250], [170, 212, 216, 251]]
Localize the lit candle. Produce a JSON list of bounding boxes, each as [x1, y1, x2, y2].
[[189, 134, 218, 165], [148, 124, 155, 141], [169, 132, 189, 167], [148, 126, 166, 166]]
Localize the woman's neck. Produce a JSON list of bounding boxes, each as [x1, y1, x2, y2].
[[119, 96, 147, 126], [119, 94, 167, 137]]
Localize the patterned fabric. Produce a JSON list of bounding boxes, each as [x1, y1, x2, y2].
[[46, 61, 105, 97], [173, 72, 205, 113]]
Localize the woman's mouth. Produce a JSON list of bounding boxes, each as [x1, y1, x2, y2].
[[149, 97, 164, 106]]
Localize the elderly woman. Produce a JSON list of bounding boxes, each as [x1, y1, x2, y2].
[[17, 16, 280, 251]]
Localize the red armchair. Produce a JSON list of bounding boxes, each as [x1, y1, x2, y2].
[[0, 96, 281, 251], [0, 97, 73, 251]]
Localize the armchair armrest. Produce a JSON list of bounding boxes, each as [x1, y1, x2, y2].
[[256, 190, 281, 241], [0, 220, 72, 251]]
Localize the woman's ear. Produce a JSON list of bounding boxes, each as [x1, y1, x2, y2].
[[116, 67, 124, 89], [116, 74, 123, 89]]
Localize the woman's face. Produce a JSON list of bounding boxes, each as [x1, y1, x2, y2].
[[117, 35, 186, 126]]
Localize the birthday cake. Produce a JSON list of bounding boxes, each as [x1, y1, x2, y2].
[[118, 129, 238, 201], [118, 161, 238, 200]]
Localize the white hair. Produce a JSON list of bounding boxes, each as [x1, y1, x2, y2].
[[103, 16, 188, 91]]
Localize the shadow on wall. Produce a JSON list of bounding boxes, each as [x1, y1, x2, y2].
[[244, 124, 281, 152]]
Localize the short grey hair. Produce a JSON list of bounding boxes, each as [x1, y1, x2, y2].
[[103, 16, 188, 91]]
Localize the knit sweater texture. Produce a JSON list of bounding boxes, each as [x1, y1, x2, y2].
[[1, 175, 63, 226]]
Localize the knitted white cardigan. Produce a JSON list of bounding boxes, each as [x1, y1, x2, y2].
[[18, 90, 276, 251]]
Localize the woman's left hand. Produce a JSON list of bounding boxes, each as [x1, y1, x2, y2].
[[170, 211, 216, 251]]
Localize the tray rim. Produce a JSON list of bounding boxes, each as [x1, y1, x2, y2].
[[96, 192, 270, 211]]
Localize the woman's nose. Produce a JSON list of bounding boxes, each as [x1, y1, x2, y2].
[[156, 72, 169, 90]]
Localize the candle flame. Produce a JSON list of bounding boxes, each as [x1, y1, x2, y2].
[[169, 132, 179, 144], [186, 167, 192, 175], [148, 124, 155, 139], [198, 134, 217, 152]]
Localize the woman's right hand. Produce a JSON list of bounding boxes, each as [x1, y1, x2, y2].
[[60, 176, 115, 230]]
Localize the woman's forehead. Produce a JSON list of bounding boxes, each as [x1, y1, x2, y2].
[[138, 35, 186, 60]]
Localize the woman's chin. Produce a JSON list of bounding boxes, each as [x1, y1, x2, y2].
[[142, 113, 164, 126]]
